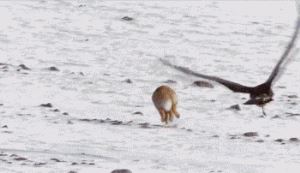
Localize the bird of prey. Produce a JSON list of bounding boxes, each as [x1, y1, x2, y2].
[[161, 12, 300, 115]]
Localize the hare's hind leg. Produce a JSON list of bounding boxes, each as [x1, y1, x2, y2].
[[172, 105, 180, 118], [164, 112, 171, 125], [168, 111, 174, 122], [159, 108, 166, 123]]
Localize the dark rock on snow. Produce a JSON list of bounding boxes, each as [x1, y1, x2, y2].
[[228, 104, 241, 111], [193, 80, 214, 88], [133, 111, 143, 115], [243, 132, 258, 137], [121, 16, 134, 21], [47, 66, 59, 71], [111, 169, 132, 173], [19, 64, 31, 70], [40, 103, 53, 108], [289, 138, 299, 142]]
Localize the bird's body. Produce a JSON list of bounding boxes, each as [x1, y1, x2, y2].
[[245, 83, 274, 106]]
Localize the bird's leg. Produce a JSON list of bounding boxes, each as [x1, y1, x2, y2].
[[261, 106, 266, 116]]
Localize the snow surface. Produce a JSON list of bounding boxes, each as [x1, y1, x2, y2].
[[0, 1, 300, 173]]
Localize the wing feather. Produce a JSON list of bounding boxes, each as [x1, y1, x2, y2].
[[161, 59, 253, 93], [266, 13, 300, 84]]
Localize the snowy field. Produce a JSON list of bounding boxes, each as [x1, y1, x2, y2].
[[0, 1, 300, 173]]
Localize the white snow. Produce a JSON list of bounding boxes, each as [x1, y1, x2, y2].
[[0, 1, 300, 173]]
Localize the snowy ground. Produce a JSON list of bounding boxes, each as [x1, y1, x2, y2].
[[0, 1, 300, 173]]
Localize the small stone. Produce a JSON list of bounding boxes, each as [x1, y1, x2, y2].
[[34, 162, 47, 166], [123, 121, 133, 125], [212, 135, 219, 138], [68, 171, 77, 173], [2, 131, 12, 134], [111, 120, 123, 125], [289, 102, 298, 106], [163, 80, 177, 84], [275, 138, 284, 143], [193, 80, 214, 88], [48, 66, 59, 71], [229, 135, 239, 140], [287, 95, 298, 99], [14, 157, 27, 161], [271, 115, 280, 119], [1, 125, 8, 128], [124, 79, 132, 84], [243, 132, 258, 137], [289, 138, 299, 142], [121, 16, 134, 21], [133, 111, 143, 115], [40, 103, 53, 108], [19, 64, 31, 70], [52, 109, 60, 112], [0, 153, 7, 156], [228, 104, 241, 111], [71, 162, 78, 165], [256, 139, 264, 143], [111, 169, 132, 173], [139, 122, 150, 128], [50, 158, 64, 162], [63, 112, 69, 115], [286, 112, 300, 117], [1, 65, 8, 69], [79, 118, 89, 122]]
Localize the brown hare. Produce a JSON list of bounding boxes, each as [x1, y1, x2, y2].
[[152, 85, 180, 124]]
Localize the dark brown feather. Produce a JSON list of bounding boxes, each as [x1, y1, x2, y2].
[[266, 17, 300, 85], [160, 59, 253, 93]]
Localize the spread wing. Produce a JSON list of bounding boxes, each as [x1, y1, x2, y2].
[[266, 10, 300, 84], [160, 59, 253, 93]]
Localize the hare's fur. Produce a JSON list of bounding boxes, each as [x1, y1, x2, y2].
[[152, 85, 180, 124]]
